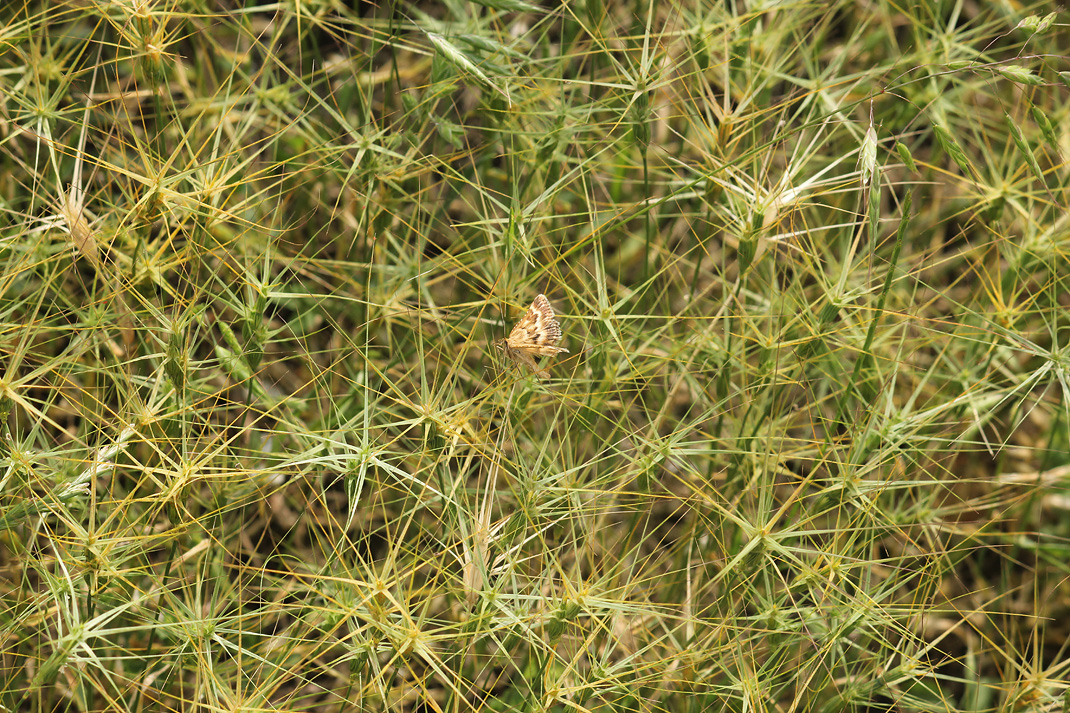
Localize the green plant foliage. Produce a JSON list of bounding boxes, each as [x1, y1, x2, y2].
[[1, 1, 1069, 711]]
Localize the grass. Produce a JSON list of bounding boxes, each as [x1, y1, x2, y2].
[[2, 0, 1070, 711]]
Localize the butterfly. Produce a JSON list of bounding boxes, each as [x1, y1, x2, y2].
[[499, 294, 569, 379]]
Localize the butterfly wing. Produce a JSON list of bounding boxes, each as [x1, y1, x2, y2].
[[508, 294, 567, 356], [507, 298, 543, 347], [501, 294, 568, 379]]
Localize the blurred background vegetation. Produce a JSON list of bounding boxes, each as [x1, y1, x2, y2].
[[1, 1, 1070, 711]]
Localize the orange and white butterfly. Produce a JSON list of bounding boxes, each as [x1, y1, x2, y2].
[[499, 294, 569, 379]]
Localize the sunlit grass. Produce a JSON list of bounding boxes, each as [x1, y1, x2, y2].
[[1, 1, 1069, 711]]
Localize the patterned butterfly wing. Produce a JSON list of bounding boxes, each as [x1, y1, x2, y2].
[[502, 294, 569, 378], [508, 294, 565, 355]]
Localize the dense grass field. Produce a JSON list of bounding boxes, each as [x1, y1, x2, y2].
[[2, 1, 1070, 711]]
